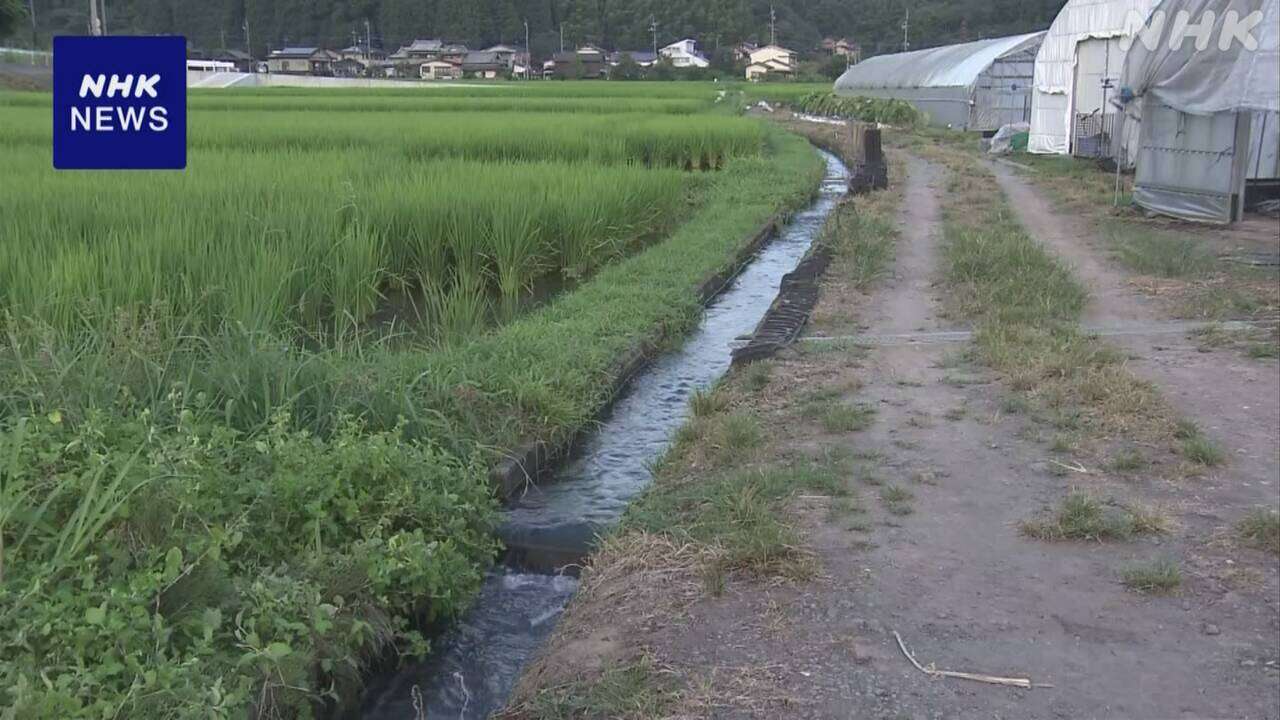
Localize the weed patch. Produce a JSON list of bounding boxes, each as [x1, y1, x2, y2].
[[1021, 491, 1165, 542], [1121, 558, 1182, 594], [515, 657, 679, 720], [1237, 508, 1280, 555], [629, 460, 848, 578]]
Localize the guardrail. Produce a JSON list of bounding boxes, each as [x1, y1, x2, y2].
[[0, 48, 53, 66]]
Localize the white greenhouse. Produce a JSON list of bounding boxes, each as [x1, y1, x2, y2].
[[833, 32, 1047, 132], [1120, 0, 1280, 223], [1027, 0, 1163, 157]]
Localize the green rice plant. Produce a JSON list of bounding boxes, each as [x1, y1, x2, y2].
[[0, 146, 686, 338], [482, 195, 542, 319]]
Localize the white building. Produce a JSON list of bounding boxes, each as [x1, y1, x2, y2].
[[660, 39, 709, 68], [1027, 0, 1162, 156]]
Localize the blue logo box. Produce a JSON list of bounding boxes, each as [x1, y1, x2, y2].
[[53, 35, 186, 170]]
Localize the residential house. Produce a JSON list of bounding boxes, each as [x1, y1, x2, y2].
[[339, 43, 387, 67], [266, 47, 340, 75], [420, 60, 461, 80], [608, 50, 658, 68], [440, 43, 470, 65], [543, 47, 609, 79], [393, 38, 445, 61], [734, 42, 760, 64], [332, 57, 365, 77], [482, 43, 529, 70], [659, 39, 709, 68], [209, 48, 255, 73], [389, 39, 461, 78], [745, 44, 797, 81], [461, 51, 505, 79], [821, 37, 862, 63]]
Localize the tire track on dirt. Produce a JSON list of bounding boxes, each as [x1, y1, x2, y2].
[[988, 161, 1280, 513]]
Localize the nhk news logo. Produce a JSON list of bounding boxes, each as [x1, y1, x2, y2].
[[53, 35, 186, 169]]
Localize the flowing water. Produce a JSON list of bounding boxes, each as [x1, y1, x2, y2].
[[360, 150, 848, 720]]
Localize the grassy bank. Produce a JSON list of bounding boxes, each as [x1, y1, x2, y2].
[[0, 91, 822, 717]]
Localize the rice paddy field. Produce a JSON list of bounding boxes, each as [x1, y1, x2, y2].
[[0, 81, 827, 717]]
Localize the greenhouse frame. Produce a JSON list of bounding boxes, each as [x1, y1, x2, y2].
[[833, 32, 1047, 132]]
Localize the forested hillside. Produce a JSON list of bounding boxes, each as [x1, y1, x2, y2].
[[5, 0, 1063, 60]]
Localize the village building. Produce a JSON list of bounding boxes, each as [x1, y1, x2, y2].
[[822, 37, 862, 63], [206, 48, 255, 73], [389, 39, 470, 78], [481, 43, 531, 72], [733, 42, 760, 64], [461, 51, 506, 79], [331, 57, 365, 77], [339, 43, 387, 67], [659, 39, 709, 68], [745, 44, 797, 81], [265, 47, 340, 75], [420, 59, 461, 80], [608, 50, 659, 68], [543, 47, 610, 79]]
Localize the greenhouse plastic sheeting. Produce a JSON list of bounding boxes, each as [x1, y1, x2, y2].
[[1122, 0, 1279, 222], [972, 43, 1041, 131], [1121, 0, 1279, 115], [834, 33, 1045, 130], [1028, 0, 1162, 154]]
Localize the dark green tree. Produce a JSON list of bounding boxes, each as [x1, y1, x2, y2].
[[0, 0, 26, 40]]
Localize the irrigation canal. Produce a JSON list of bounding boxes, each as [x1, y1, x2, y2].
[[360, 149, 849, 719]]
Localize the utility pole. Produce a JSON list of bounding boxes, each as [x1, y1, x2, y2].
[[87, 0, 102, 36], [649, 15, 658, 56], [769, 5, 776, 46], [243, 17, 252, 58], [901, 7, 910, 52], [523, 20, 530, 78], [365, 18, 372, 60], [221, 29, 227, 50], [99, 0, 107, 34], [559, 23, 564, 53], [29, 0, 38, 48]]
